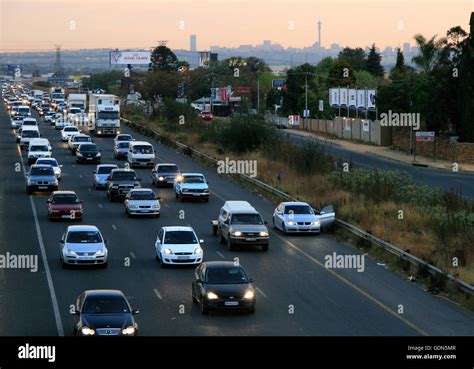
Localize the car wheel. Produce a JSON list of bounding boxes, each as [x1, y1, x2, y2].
[[155, 213, 160, 218], [281, 222, 287, 235], [160, 257, 167, 268], [100, 262, 108, 269], [192, 288, 198, 304], [262, 244, 269, 252], [180, 193, 184, 202], [218, 230, 225, 244], [200, 299, 209, 315], [26, 188, 32, 195], [175, 191, 178, 199], [109, 194, 115, 202], [204, 198, 209, 203], [61, 261, 68, 269], [248, 307, 256, 314], [272, 217, 277, 229], [127, 211, 132, 218], [227, 237, 234, 251]]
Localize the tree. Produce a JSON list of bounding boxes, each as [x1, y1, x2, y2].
[[149, 45, 178, 72], [328, 60, 356, 87], [366, 44, 384, 77], [139, 71, 179, 108], [337, 47, 367, 71], [394, 48, 405, 71], [412, 34, 447, 73]]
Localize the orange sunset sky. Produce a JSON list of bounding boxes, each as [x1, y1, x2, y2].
[[0, 0, 473, 52]]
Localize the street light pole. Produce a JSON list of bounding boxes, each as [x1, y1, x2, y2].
[[257, 76, 260, 113], [304, 73, 308, 128]]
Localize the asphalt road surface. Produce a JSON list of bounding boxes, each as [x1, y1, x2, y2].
[[0, 104, 473, 336], [283, 131, 474, 200]]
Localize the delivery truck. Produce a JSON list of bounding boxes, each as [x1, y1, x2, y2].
[[88, 93, 121, 136]]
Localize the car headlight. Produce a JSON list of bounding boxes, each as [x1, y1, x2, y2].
[[286, 221, 296, 226], [96, 152, 101, 157], [243, 290, 255, 299], [81, 326, 95, 336], [182, 188, 190, 192], [95, 249, 105, 256], [163, 248, 173, 255], [259, 231, 269, 237], [194, 247, 203, 254], [311, 221, 321, 226], [207, 292, 218, 300], [129, 205, 138, 209], [112, 185, 119, 189], [122, 326, 135, 335], [158, 176, 164, 181], [175, 175, 183, 182], [232, 231, 242, 237], [66, 249, 77, 256], [76, 152, 83, 157], [152, 204, 160, 209]]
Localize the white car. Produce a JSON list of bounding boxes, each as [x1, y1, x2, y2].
[[272, 202, 335, 234], [174, 173, 210, 202], [68, 134, 92, 152], [55, 117, 72, 130], [10, 116, 23, 129], [124, 188, 161, 217], [73, 112, 89, 127], [127, 141, 155, 168], [36, 158, 62, 181], [60, 225, 108, 268], [27, 138, 52, 165], [154, 226, 203, 267], [61, 126, 81, 141]]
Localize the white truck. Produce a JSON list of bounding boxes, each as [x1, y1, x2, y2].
[[50, 87, 65, 107], [32, 90, 44, 98], [67, 94, 87, 112], [88, 93, 121, 136]]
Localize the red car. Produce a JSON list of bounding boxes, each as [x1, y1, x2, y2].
[[199, 112, 213, 121], [47, 191, 83, 221]]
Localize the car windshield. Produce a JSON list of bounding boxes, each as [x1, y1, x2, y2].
[[52, 194, 80, 204], [112, 172, 137, 181], [117, 135, 132, 141], [37, 159, 58, 167], [65, 127, 78, 132], [23, 121, 36, 125], [183, 175, 205, 184], [97, 111, 119, 120], [163, 231, 197, 244], [205, 267, 249, 284], [22, 130, 39, 138], [80, 145, 97, 152], [230, 213, 263, 225], [30, 167, 54, 176], [97, 166, 117, 174], [69, 109, 81, 114], [158, 165, 178, 173], [30, 145, 48, 152], [82, 296, 130, 314], [284, 205, 313, 215], [117, 142, 129, 148], [132, 145, 153, 154], [66, 231, 102, 243], [130, 191, 155, 200], [75, 137, 91, 142]]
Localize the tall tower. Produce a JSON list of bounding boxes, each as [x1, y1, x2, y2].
[[53, 44, 64, 77], [190, 34, 197, 51], [317, 19, 322, 46]]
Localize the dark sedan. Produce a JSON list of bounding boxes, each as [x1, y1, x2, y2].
[[76, 143, 101, 164], [71, 290, 139, 336], [192, 261, 256, 314]]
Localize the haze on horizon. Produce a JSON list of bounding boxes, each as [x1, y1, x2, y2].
[[0, 0, 472, 52]]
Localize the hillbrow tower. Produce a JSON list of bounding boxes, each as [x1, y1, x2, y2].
[[317, 19, 322, 46]]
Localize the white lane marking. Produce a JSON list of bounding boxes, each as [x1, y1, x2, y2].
[[164, 203, 170, 208], [88, 188, 91, 192], [79, 174, 83, 179], [216, 251, 225, 259], [72, 164, 75, 168], [112, 224, 117, 231], [17, 145, 64, 336], [256, 287, 267, 298], [98, 203, 103, 208], [129, 251, 136, 259], [153, 288, 163, 300]]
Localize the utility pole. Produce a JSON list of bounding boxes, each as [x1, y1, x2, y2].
[[257, 74, 260, 112]]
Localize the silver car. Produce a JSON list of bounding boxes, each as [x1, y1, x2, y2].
[[124, 188, 161, 217], [60, 225, 108, 268], [113, 141, 129, 159], [36, 158, 63, 181]]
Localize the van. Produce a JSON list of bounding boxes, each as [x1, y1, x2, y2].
[[213, 201, 269, 251], [127, 141, 155, 168], [21, 118, 38, 127], [20, 126, 40, 148], [18, 105, 31, 117], [28, 138, 52, 164]]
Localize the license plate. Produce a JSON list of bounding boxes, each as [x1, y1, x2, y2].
[[177, 256, 189, 260], [81, 257, 93, 260], [86, 157, 93, 160], [38, 186, 47, 189], [192, 193, 201, 196], [225, 301, 239, 306], [61, 215, 71, 219], [140, 210, 151, 213], [246, 238, 256, 242]]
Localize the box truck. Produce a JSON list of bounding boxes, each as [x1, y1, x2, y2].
[[88, 93, 121, 136], [67, 94, 87, 111]]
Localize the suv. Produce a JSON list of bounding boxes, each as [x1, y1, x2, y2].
[[26, 164, 59, 194], [214, 201, 269, 251], [151, 163, 181, 187], [106, 169, 141, 202]]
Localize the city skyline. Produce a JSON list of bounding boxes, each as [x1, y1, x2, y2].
[[1, 0, 472, 52]]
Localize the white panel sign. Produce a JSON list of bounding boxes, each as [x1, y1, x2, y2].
[[329, 88, 339, 108], [357, 90, 366, 110], [339, 88, 348, 107], [366, 89, 376, 111], [348, 89, 357, 108], [110, 50, 151, 65]]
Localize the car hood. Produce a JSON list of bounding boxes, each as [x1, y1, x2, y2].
[[282, 214, 318, 222], [128, 200, 159, 207], [65, 242, 105, 252], [204, 283, 253, 298], [29, 175, 56, 181], [161, 243, 200, 253], [229, 225, 268, 233], [50, 204, 82, 211], [96, 174, 109, 181], [81, 313, 133, 329], [180, 183, 208, 190]]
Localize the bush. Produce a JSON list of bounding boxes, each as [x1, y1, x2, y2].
[[161, 99, 199, 132]]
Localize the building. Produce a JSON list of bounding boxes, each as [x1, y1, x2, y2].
[[317, 19, 322, 46], [190, 34, 197, 52], [403, 42, 410, 55]]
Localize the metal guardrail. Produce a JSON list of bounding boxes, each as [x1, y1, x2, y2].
[[121, 117, 474, 295]]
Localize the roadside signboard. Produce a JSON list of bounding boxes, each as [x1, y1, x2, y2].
[[415, 131, 435, 142], [110, 50, 151, 65], [272, 79, 286, 88], [288, 115, 300, 126]]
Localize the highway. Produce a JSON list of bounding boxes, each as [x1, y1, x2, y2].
[[1, 103, 473, 336], [283, 131, 474, 200]]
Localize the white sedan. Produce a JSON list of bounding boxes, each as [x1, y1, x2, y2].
[[36, 158, 63, 181], [61, 126, 81, 141], [154, 226, 203, 267], [124, 188, 160, 217]]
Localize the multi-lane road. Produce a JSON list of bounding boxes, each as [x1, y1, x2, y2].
[[1, 103, 473, 336]]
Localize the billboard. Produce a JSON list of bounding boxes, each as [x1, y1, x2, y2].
[[357, 90, 366, 110], [329, 88, 339, 108], [110, 50, 151, 65], [339, 88, 348, 107], [199, 52, 211, 67], [366, 90, 376, 111], [348, 89, 357, 108], [272, 79, 286, 88], [329, 88, 376, 110]]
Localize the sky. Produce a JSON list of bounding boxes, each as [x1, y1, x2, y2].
[[0, 0, 473, 52]]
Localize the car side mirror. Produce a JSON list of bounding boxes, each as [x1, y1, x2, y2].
[[195, 278, 202, 284], [70, 310, 80, 315], [46, 200, 51, 203], [152, 170, 156, 174], [137, 178, 142, 181], [93, 171, 96, 174], [106, 176, 111, 181], [60, 240, 64, 244], [132, 309, 139, 315], [157, 197, 161, 200], [200, 239, 204, 243], [156, 239, 161, 244], [80, 200, 84, 204], [249, 278, 255, 283], [264, 221, 268, 225]]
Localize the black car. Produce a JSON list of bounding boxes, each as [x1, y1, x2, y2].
[[192, 261, 256, 314], [76, 143, 101, 164], [106, 168, 141, 201], [71, 290, 139, 336], [151, 163, 181, 187]]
